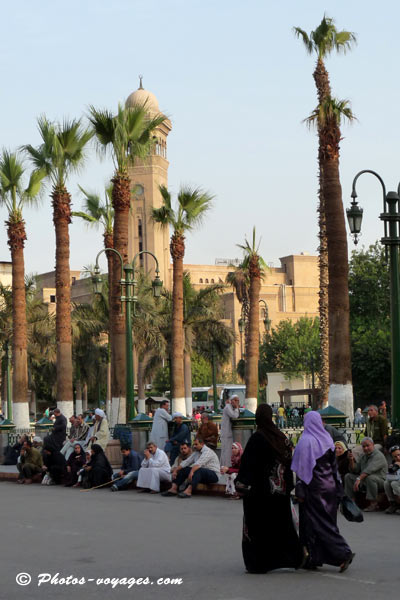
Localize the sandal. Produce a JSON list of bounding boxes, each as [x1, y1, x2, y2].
[[340, 553, 355, 573]]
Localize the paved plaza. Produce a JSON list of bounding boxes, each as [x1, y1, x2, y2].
[[0, 482, 398, 600]]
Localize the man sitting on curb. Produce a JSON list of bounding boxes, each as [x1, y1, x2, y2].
[[384, 445, 400, 514], [170, 441, 192, 487], [344, 437, 388, 512], [17, 440, 43, 484], [111, 445, 142, 491], [164, 413, 190, 465], [197, 412, 218, 451], [136, 441, 171, 494], [162, 436, 220, 498]]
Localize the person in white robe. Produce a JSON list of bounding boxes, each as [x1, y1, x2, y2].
[[220, 396, 240, 467], [87, 409, 110, 451], [136, 442, 171, 493], [149, 401, 172, 450]]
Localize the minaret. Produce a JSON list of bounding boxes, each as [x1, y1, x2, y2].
[[125, 78, 172, 288]]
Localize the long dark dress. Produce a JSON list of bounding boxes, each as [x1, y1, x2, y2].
[[238, 431, 303, 573], [43, 450, 67, 484], [82, 450, 113, 489], [295, 449, 352, 568], [65, 449, 86, 486]]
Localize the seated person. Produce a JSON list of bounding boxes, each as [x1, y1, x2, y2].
[[171, 442, 192, 485], [64, 442, 86, 487], [136, 442, 171, 494], [111, 445, 142, 491], [198, 412, 218, 450], [323, 419, 346, 444], [384, 445, 400, 514], [164, 413, 190, 464], [81, 444, 113, 489], [42, 440, 67, 485], [344, 437, 388, 512], [335, 441, 350, 482], [3, 434, 29, 465], [61, 414, 89, 459], [364, 404, 388, 450], [220, 442, 243, 498], [17, 440, 43, 484], [32, 436, 44, 455], [162, 436, 220, 498]]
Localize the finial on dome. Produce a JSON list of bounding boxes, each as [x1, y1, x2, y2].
[[139, 74, 144, 89]]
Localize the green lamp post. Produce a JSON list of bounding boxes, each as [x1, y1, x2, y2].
[[348, 169, 400, 430], [93, 249, 162, 422], [5, 340, 12, 421], [259, 298, 271, 333]]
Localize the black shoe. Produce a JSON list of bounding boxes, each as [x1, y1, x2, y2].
[[339, 553, 355, 573]]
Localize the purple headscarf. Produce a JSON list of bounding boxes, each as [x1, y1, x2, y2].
[[291, 411, 335, 484]]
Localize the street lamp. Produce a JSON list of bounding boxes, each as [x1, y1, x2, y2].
[[259, 299, 271, 333], [348, 169, 400, 430], [93, 248, 163, 422], [3, 341, 12, 421]]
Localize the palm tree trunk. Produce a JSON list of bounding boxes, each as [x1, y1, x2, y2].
[[246, 257, 261, 413], [82, 382, 88, 412], [8, 219, 30, 427], [170, 233, 185, 413], [52, 187, 74, 419], [137, 354, 149, 415], [184, 348, 192, 416], [111, 172, 130, 424], [323, 156, 353, 415], [75, 380, 83, 415]]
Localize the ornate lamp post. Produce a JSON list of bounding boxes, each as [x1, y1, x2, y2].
[[258, 299, 271, 334], [93, 249, 162, 422], [347, 169, 400, 429], [4, 341, 12, 421]]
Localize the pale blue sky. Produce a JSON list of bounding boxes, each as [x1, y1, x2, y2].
[[1, 0, 399, 274]]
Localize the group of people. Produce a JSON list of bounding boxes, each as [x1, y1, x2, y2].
[[16, 407, 111, 488]]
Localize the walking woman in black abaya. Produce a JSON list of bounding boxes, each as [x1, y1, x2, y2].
[[236, 404, 304, 573]]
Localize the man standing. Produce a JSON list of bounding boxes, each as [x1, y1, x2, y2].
[[162, 436, 220, 498], [344, 437, 388, 512], [277, 405, 286, 428], [220, 396, 239, 468], [364, 405, 388, 450], [136, 442, 171, 493], [111, 445, 142, 491], [198, 412, 219, 451], [48, 408, 67, 450], [150, 400, 172, 450]]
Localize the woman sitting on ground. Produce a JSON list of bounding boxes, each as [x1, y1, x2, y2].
[[42, 440, 67, 485], [334, 441, 350, 482], [81, 444, 113, 489], [65, 442, 86, 487], [220, 442, 243, 499]]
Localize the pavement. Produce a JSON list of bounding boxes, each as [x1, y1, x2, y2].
[[0, 481, 399, 600]]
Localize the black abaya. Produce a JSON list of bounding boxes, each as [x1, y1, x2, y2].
[[238, 430, 303, 573]]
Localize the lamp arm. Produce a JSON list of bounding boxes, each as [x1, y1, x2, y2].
[[131, 250, 160, 275], [351, 169, 387, 213], [94, 247, 124, 280]]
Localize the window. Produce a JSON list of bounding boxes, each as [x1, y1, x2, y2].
[[50, 295, 56, 303], [199, 278, 203, 283], [71, 276, 76, 283], [205, 279, 209, 283], [211, 279, 215, 283]]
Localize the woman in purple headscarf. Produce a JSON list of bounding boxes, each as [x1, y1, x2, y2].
[[292, 411, 354, 572]]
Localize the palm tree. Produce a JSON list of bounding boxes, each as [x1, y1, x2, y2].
[[306, 97, 355, 413], [24, 117, 92, 418], [151, 185, 213, 413], [0, 150, 44, 426], [88, 103, 165, 423], [237, 228, 266, 413], [294, 16, 356, 404], [73, 184, 114, 409]]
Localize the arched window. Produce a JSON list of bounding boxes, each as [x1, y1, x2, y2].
[[205, 278, 209, 283], [211, 279, 215, 283], [199, 278, 203, 283]]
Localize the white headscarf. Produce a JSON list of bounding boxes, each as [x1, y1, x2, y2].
[[95, 408, 106, 419]]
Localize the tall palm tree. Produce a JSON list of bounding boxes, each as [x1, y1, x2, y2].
[[73, 184, 114, 410], [24, 117, 92, 418], [0, 150, 44, 426], [306, 97, 355, 413], [294, 16, 356, 404], [237, 228, 266, 413], [88, 103, 165, 423], [151, 184, 213, 413]]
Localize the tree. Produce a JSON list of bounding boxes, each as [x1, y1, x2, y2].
[[237, 228, 266, 413], [260, 317, 321, 380], [0, 150, 44, 426], [88, 103, 165, 423], [349, 243, 390, 408], [294, 16, 356, 405], [306, 97, 355, 414], [151, 185, 213, 413], [24, 117, 92, 419]]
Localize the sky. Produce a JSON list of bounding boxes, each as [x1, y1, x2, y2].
[[1, 0, 399, 275]]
